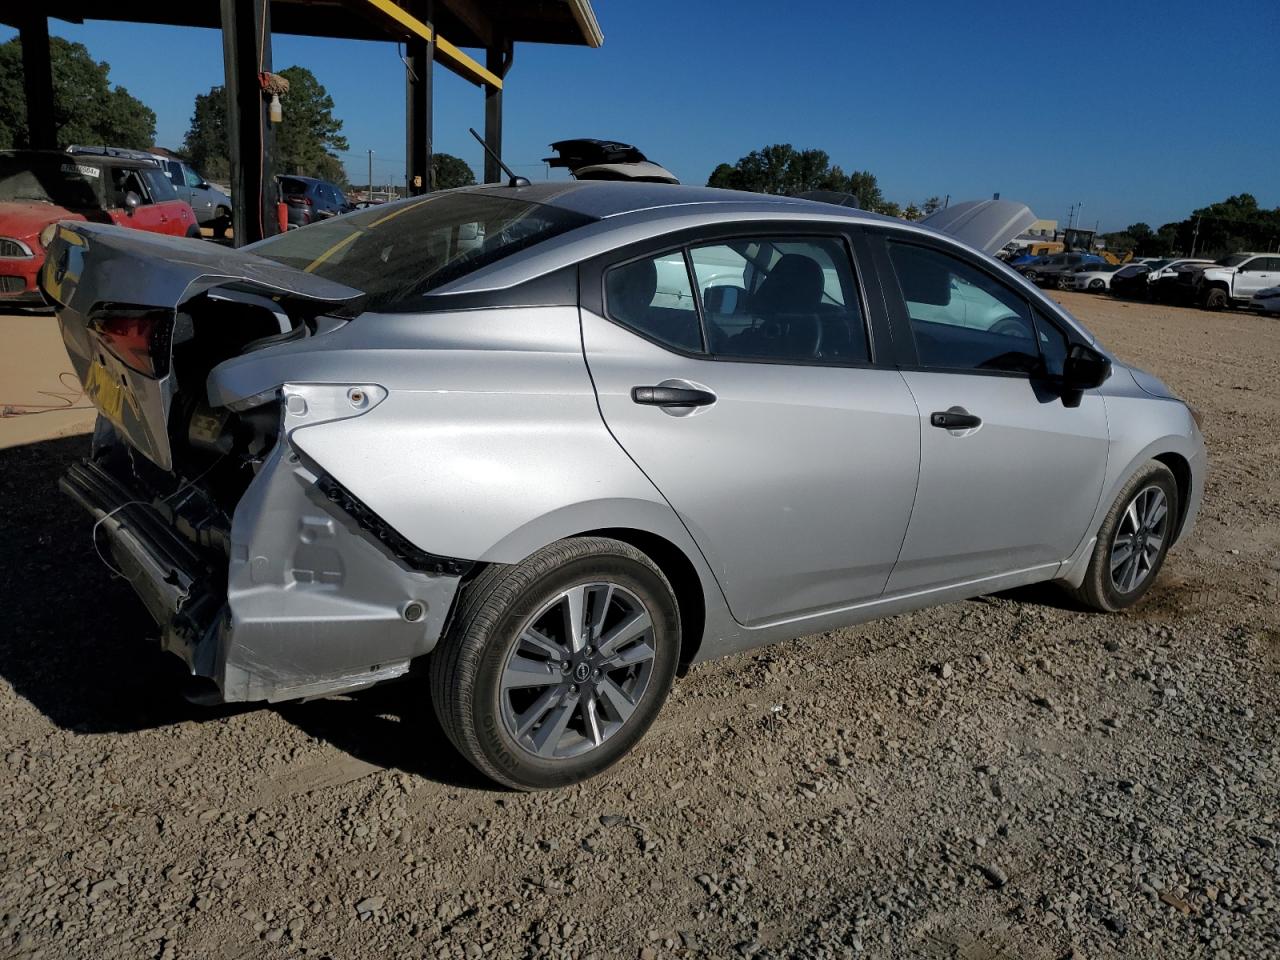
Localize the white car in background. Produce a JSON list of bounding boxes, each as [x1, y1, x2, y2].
[[1250, 285, 1280, 315], [1072, 263, 1126, 292]]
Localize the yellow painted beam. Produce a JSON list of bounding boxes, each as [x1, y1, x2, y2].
[[358, 0, 503, 89]]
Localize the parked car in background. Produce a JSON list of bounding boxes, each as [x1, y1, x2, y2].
[[1072, 263, 1126, 292], [43, 183, 1204, 789], [157, 157, 232, 229], [1188, 253, 1280, 310], [0, 149, 198, 305], [1110, 260, 1160, 299], [1149, 258, 1213, 304], [69, 147, 231, 231], [1017, 252, 1106, 286], [278, 175, 353, 228], [1249, 285, 1280, 315]]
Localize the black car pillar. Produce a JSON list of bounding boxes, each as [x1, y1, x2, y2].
[[220, 0, 277, 245], [18, 14, 56, 150]]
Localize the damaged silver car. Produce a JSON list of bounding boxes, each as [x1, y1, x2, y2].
[[44, 183, 1205, 789]]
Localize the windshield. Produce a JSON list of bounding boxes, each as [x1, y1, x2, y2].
[[1216, 254, 1249, 267], [0, 154, 105, 209], [1144, 259, 1171, 271], [250, 191, 595, 310]]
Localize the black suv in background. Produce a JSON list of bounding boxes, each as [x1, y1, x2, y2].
[[277, 175, 353, 229]]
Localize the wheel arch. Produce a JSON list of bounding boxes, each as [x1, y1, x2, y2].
[[577, 526, 707, 672], [1152, 450, 1194, 542]]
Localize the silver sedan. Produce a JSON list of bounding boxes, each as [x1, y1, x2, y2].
[[44, 182, 1205, 789]]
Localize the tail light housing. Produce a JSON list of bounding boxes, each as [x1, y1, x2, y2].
[[87, 305, 174, 378]]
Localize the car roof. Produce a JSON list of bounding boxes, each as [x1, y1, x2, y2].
[[453, 179, 904, 225], [0, 148, 156, 169]]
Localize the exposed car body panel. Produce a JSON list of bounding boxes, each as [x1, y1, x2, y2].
[[43, 221, 363, 469]]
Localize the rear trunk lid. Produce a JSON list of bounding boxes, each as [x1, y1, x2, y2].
[[41, 221, 363, 470]]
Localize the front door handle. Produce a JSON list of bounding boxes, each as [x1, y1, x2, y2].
[[631, 385, 717, 407], [930, 409, 982, 430]]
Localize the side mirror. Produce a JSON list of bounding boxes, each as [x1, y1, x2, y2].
[[199, 181, 211, 190], [1062, 343, 1111, 391], [123, 191, 141, 215]]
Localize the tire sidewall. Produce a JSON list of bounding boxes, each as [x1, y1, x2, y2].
[[468, 552, 679, 789], [1088, 464, 1179, 611]]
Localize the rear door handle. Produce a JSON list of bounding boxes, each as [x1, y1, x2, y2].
[[631, 385, 717, 407], [930, 410, 982, 430]]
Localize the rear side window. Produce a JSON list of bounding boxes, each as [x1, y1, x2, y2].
[[604, 235, 869, 365], [887, 240, 1041, 374], [605, 252, 702, 352]]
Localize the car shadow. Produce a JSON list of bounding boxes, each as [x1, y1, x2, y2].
[[0, 434, 492, 788], [276, 680, 493, 790], [990, 581, 1093, 612]]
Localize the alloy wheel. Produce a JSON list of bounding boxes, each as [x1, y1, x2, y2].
[[1109, 484, 1169, 593], [499, 582, 656, 760]]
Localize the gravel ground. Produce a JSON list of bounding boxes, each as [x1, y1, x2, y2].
[[1, 292, 1277, 960]]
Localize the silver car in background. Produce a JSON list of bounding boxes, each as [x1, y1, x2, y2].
[[42, 183, 1205, 789]]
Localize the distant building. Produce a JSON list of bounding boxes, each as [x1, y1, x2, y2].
[[1027, 218, 1058, 238]]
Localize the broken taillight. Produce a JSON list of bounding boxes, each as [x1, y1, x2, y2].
[[88, 305, 174, 378]]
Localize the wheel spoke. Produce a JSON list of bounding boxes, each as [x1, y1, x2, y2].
[[1145, 533, 1164, 554], [583, 695, 604, 747], [1111, 537, 1135, 571], [1145, 495, 1167, 530], [1123, 499, 1141, 535], [596, 675, 636, 724], [597, 609, 652, 659], [519, 626, 565, 662], [514, 686, 563, 737], [562, 584, 589, 653], [602, 639, 656, 671], [1121, 552, 1141, 591], [585, 583, 614, 643], [502, 653, 558, 690], [531, 697, 578, 757]]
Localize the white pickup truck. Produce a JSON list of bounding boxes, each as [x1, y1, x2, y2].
[[1192, 253, 1280, 310]]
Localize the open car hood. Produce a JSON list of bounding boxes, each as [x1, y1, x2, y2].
[[921, 199, 1037, 256]]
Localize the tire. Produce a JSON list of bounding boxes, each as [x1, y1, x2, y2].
[[1067, 461, 1179, 612], [184, 224, 202, 239], [1024, 270, 1039, 283], [1089, 279, 1105, 291], [430, 536, 680, 790], [1203, 287, 1229, 311], [213, 206, 231, 236]]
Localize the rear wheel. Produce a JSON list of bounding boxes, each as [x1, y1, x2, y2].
[[213, 206, 231, 236], [430, 537, 680, 790], [184, 224, 201, 239], [1067, 461, 1179, 612], [1024, 270, 1039, 283], [1089, 278, 1105, 291], [1203, 287, 1229, 311]]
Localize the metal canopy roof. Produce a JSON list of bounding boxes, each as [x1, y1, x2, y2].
[[2, 1, 602, 86]]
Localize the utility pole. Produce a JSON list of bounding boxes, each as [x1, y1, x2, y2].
[[1189, 215, 1201, 257], [367, 149, 374, 198], [1067, 204, 1074, 230]]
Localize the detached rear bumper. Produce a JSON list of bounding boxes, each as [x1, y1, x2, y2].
[[61, 442, 464, 703]]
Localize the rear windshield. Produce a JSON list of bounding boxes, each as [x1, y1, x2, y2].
[[1216, 254, 1249, 267], [0, 153, 105, 209], [250, 191, 595, 310], [278, 177, 308, 195]]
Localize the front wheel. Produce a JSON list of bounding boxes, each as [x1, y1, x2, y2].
[[1067, 461, 1179, 612], [1203, 287, 1229, 311], [1089, 279, 1105, 291], [1024, 270, 1039, 283], [430, 537, 680, 790]]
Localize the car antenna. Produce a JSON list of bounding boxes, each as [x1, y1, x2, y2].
[[468, 127, 530, 187]]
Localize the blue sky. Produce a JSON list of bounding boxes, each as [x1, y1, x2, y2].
[[4, 0, 1277, 230]]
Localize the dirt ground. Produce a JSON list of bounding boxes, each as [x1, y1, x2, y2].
[[1, 293, 1276, 960]]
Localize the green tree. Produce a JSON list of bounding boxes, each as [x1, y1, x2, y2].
[[0, 36, 155, 149], [923, 196, 943, 215], [902, 203, 923, 221], [274, 66, 349, 177], [432, 153, 475, 190], [183, 87, 230, 180], [183, 67, 349, 182]]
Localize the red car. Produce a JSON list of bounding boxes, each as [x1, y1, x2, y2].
[[0, 149, 200, 305]]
